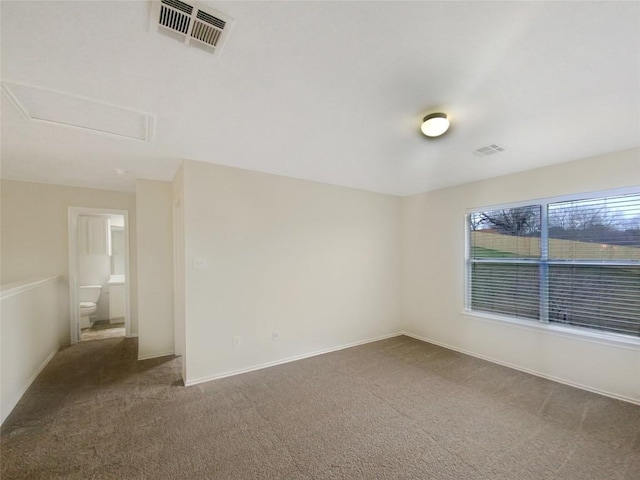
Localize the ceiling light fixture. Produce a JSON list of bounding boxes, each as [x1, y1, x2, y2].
[[115, 168, 129, 176], [421, 113, 450, 137]]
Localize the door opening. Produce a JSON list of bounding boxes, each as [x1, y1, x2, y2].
[[68, 207, 132, 344]]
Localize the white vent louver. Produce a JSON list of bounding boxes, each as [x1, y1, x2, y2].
[[150, 0, 233, 55]]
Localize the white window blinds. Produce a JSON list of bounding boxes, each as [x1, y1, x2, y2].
[[467, 192, 640, 338], [547, 194, 640, 336], [469, 205, 541, 320]]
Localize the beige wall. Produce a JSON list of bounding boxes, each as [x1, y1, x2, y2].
[[401, 147, 640, 402], [0, 180, 138, 336], [136, 180, 174, 360], [182, 160, 402, 384], [172, 164, 186, 371]]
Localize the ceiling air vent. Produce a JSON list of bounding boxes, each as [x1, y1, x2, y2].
[[150, 0, 233, 56], [159, 0, 193, 35], [473, 144, 505, 157]]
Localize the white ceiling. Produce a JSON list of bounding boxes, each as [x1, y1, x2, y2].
[[1, 1, 639, 196]]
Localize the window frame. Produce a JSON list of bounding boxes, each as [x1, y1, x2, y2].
[[464, 186, 640, 347]]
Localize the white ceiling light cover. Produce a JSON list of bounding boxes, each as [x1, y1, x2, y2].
[[421, 113, 450, 138], [1, 82, 155, 142]]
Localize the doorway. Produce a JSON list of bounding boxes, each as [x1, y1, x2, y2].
[[68, 207, 132, 344]]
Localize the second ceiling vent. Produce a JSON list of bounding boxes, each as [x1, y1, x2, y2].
[[150, 0, 233, 56]]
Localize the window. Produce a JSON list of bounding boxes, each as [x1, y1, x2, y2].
[[467, 190, 640, 338]]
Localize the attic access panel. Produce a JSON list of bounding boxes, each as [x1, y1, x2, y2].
[[1, 82, 154, 142]]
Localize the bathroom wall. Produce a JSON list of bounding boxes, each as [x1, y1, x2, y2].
[[0, 179, 139, 337], [110, 227, 126, 275]]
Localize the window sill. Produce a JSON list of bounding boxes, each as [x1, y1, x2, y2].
[[462, 310, 640, 350]]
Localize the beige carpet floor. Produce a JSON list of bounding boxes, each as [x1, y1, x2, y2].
[[1, 335, 639, 479]]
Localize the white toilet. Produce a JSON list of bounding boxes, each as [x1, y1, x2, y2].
[[79, 285, 102, 329]]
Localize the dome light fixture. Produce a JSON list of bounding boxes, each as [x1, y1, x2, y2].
[[421, 112, 450, 137]]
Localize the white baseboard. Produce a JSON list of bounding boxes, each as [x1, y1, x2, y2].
[[1, 349, 57, 425], [138, 351, 175, 361], [184, 332, 403, 387], [402, 331, 640, 406]]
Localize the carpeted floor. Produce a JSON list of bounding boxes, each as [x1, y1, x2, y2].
[[1, 335, 639, 479]]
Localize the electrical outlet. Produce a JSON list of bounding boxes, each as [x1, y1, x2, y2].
[[233, 336, 241, 348], [272, 330, 279, 341]]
